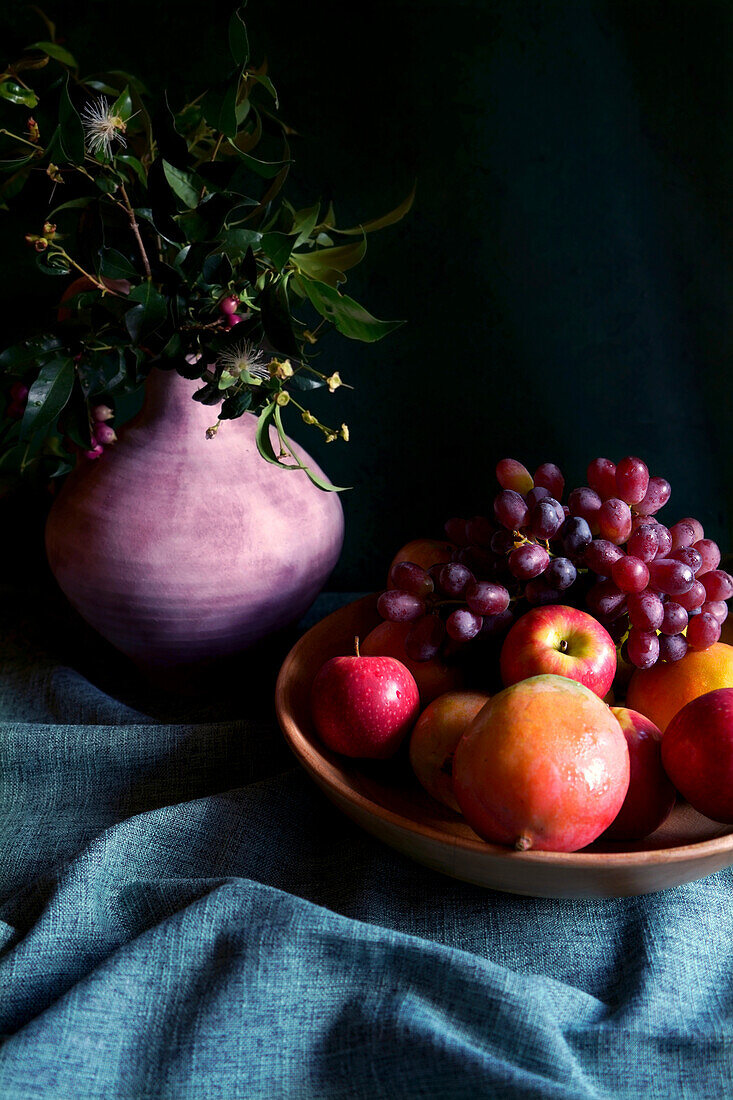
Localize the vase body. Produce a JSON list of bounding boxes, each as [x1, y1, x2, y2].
[[45, 369, 344, 671]]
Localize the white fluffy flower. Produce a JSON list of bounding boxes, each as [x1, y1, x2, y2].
[[218, 341, 270, 381], [81, 96, 127, 157]]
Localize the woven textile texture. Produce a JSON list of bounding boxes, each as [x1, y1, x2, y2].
[[1, 584, 732, 1099]]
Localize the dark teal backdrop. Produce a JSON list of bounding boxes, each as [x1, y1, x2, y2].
[[1, 1, 731, 588]]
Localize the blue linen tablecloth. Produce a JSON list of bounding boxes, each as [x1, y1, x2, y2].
[[1, 580, 732, 1099]]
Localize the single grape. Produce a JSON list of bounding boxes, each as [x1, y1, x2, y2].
[[615, 456, 650, 505], [703, 600, 729, 624], [635, 476, 671, 516], [627, 628, 660, 669], [529, 499, 563, 539], [405, 614, 445, 661], [669, 547, 703, 574], [377, 589, 425, 623], [438, 562, 474, 597], [653, 525, 673, 558], [544, 556, 577, 590], [647, 559, 695, 596], [694, 539, 721, 575], [490, 530, 516, 556], [658, 633, 687, 663], [533, 462, 565, 499], [669, 521, 697, 551], [627, 524, 659, 563], [496, 458, 534, 494], [568, 487, 602, 531], [494, 489, 530, 531], [631, 513, 658, 532], [597, 498, 633, 544], [480, 607, 515, 637], [526, 486, 551, 508], [465, 516, 495, 547], [446, 608, 483, 642], [444, 517, 469, 546], [675, 580, 706, 612], [584, 539, 625, 575], [586, 579, 626, 619], [687, 612, 721, 650], [627, 590, 665, 631], [660, 601, 688, 635], [466, 580, 510, 616], [560, 516, 593, 559], [676, 517, 704, 543], [525, 577, 562, 606], [611, 555, 650, 594], [508, 543, 550, 580], [587, 457, 617, 500], [388, 561, 434, 599], [701, 570, 733, 601]]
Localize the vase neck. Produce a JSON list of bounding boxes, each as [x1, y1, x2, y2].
[[139, 367, 211, 427]]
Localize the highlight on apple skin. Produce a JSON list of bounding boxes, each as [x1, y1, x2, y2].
[[499, 604, 617, 699]]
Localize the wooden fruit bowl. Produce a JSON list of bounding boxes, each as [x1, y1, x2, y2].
[[275, 595, 733, 898]]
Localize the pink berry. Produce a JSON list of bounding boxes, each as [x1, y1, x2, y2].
[[219, 294, 240, 315], [91, 404, 114, 422], [225, 312, 245, 329], [84, 444, 104, 460], [9, 382, 29, 403], [94, 421, 117, 445]]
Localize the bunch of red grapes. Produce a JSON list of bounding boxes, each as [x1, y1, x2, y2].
[[377, 456, 733, 670]]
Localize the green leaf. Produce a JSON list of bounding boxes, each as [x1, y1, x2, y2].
[[291, 204, 320, 247], [261, 232, 293, 272], [255, 403, 283, 465], [116, 153, 147, 187], [27, 40, 77, 67], [98, 248, 137, 280], [110, 85, 133, 122], [219, 389, 253, 419], [228, 146, 292, 179], [49, 196, 95, 217], [58, 75, 85, 163], [292, 236, 367, 286], [300, 278, 404, 342], [229, 7, 250, 68], [0, 334, 63, 371], [202, 83, 237, 140], [272, 405, 349, 491], [249, 71, 279, 108], [202, 251, 233, 285], [125, 282, 167, 343], [162, 159, 200, 208], [221, 226, 262, 258], [0, 153, 35, 173], [20, 357, 75, 440], [338, 184, 416, 235], [0, 81, 38, 108]]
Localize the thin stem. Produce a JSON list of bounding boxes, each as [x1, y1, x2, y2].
[[56, 249, 125, 296], [118, 182, 152, 279], [0, 128, 42, 150]]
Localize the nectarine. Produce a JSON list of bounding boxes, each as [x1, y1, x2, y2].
[[626, 642, 733, 732], [409, 690, 490, 811]]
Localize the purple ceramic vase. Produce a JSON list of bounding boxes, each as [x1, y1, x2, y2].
[[45, 368, 344, 672]]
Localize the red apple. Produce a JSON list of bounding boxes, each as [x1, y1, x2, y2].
[[452, 674, 629, 852], [500, 604, 616, 698], [662, 688, 733, 822], [360, 620, 464, 705], [409, 690, 490, 810], [602, 708, 676, 840], [310, 650, 420, 759]]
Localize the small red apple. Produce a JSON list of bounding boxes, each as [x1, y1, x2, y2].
[[500, 604, 616, 698], [602, 708, 676, 840], [662, 688, 733, 823], [310, 644, 420, 759], [452, 674, 629, 852], [409, 690, 490, 810]]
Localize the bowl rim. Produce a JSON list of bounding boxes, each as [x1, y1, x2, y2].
[[275, 594, 733, 869]]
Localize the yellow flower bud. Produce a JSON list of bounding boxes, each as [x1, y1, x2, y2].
[[327, 372, 342, 393], [301, 410, 317, 425], [269, 358, 294, 380], [324, 432, 337, 443], [340, 423, 350, 442], [275, 391, 291, 407]]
